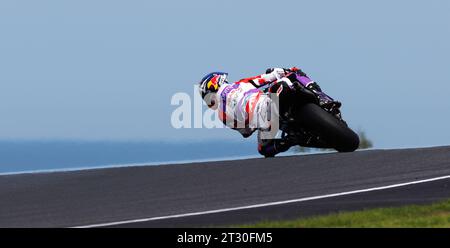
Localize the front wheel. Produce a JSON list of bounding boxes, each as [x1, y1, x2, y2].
[[295, 103, 359, 152]]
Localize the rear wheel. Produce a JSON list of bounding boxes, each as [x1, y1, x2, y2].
[[295, 103, 359, 152]]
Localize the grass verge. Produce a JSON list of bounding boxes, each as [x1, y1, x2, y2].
[[237, 200, 450, 227]]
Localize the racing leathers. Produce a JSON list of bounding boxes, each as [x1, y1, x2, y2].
[[215, 67, 318, 157]]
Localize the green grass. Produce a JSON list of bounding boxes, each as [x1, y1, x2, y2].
[[237, 200, 450, 228]]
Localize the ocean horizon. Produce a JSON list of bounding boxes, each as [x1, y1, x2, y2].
[[0, 139, 263, 174]]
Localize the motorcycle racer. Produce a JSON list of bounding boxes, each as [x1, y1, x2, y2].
[[198, 67, 340, 157]]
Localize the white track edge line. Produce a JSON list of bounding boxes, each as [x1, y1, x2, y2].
[[73, 174, 450, 228]]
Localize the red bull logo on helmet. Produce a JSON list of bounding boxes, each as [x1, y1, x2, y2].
[[207, 75, 220, 91]]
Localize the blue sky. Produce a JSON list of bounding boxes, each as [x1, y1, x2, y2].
[[0, 0, 449, 148]]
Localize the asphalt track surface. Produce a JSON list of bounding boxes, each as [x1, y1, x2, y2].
[[1, 146, 450, 227]]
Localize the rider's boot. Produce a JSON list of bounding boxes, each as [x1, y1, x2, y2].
[[306, 82, 342, 109], [258, 135, 291, 158], [258, 139, 291, 158]]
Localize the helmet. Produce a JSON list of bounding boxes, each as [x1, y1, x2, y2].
[[198, 72, 228, 99]]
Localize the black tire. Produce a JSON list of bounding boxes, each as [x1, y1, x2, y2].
[[295, 103, 359, 152]]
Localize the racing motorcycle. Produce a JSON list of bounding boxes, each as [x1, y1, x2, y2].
[[261, 71, 360, 157]]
